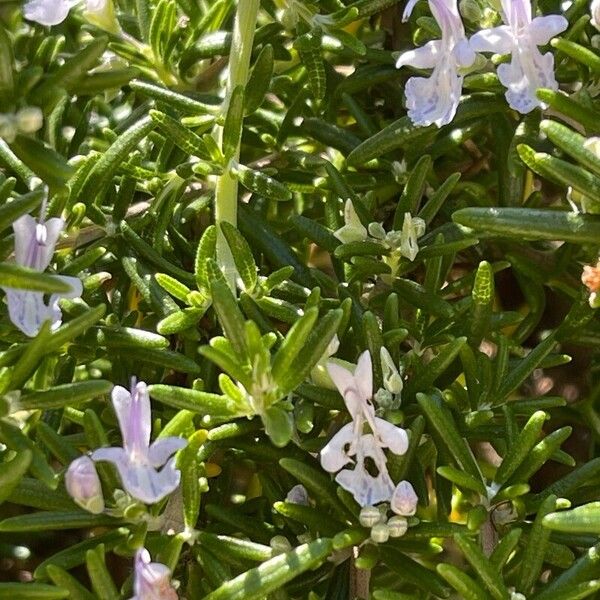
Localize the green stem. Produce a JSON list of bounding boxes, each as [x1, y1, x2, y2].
[[215, 0, 260, 290]]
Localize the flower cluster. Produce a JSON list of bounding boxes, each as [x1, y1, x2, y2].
[[334, 200, 426, 276], [320, 351, 417, 523], [397, 0, 568, 126], [66, 380, 187, 508], [1, 212, 83, 337]]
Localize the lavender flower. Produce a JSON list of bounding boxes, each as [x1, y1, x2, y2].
[[396, 0, 476, 127], [65, 456, 104, 514], [23, 0, 115, 30], [469, 0, 567, 114], [130, 548, 177, 600], [1, 214, 82, 337], [320, 351, 409, 507], [91, 381, 187, 505]]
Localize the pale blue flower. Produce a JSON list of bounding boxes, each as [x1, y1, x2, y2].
[[396, 0, 476, 127], [320, 351, 409, 507], [470, 0, 567, 113], [24, 0, 109, 27], [92, 381, 187, 505], [1, 214, 82, 337], [130, 548, 178, 600]]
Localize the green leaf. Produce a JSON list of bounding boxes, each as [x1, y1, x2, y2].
[[0, 449, 32, 505], [417, 393, 483, 484], [518, 495, 557, 595], [0, 583, 69, 599], [45, 565, 95, 600], [232, 163, 292, 202], [0, 189, 43, 233], [453, 535, 510, 600], [495, 411, 547, 485], [0, 511, 121, 532], [453, 207, 600, 244], [0, 263, 73, 293], [263, 405, 294, 448], [149, 109, 210, 160], [148, 384, 241, 416], [76, 116, 155, 205], [220, 222, 258, 292], [222, 85, 245, 160], [85, 545, 119, 600], [208, 259, 248, 360], [436, 564, 488, 600], [295, 28, 326, 102], [245, 44, 274, 114], [17, 380, 112, 411], [201, 538, 332, 600], [543, 502, 600, 534]]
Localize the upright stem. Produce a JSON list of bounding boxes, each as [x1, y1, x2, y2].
[[215, 0, 260, 290]]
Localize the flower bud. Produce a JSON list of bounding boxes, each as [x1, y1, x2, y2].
[[270, 535, 292, 554], [15, 107, 43, 134], [380, 347, 403, 395], [285, 484, 309, 506], [359, 506, 382, 528], [592, 0, 600, 31], [387, 516, 408, 538], [391, 481, 418, 517], [370, 522, 390, 544], [65, 456, 104, 514]]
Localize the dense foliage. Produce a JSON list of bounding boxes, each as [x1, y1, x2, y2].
[[2, 0, 600, 598]]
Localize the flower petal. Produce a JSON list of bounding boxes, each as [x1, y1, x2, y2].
[[354, 350, 373, 404], [374, 418, 409, 455], [469, 26, 513, 54], [453, 38, 476, 68], [497, 47, 557, 114], [112, 382, 152, 456], [405, 63, 462, 128], [402, 0, 420, 22], [335, 435, 395, 506], [132, 549, 177, 600], [3, 289, 51, 337], [148, 436, 187, 468], [320, 423, 354, 473], [529, 15, 568, 46], [396, 40, 442, 69], [23, 0, 71, 25]]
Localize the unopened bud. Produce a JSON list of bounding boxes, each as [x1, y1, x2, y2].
[[65, 456, 104, 514], [359, 506, 382, 528], [15, 107, 43, 134], [391, 481, 418, 517], [270, 535, 292, 554], [370, 522, 390, 544], [387, 516, 408, 538], [380, 347, 403, 395], [285, 484, 309, 506]]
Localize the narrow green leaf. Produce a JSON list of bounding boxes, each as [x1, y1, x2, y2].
[[201, 538, 332, 600]]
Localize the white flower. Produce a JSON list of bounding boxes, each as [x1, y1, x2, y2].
[[396, 0, 476, 127], [592, 0, 600, 31], [469, 0, 567, 114], [1, 214, 82, 337], [320, 351, 409, 507], [23, 0, 112, 28], [333, 200, 368, 244], [399, 213, 426, 262]]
